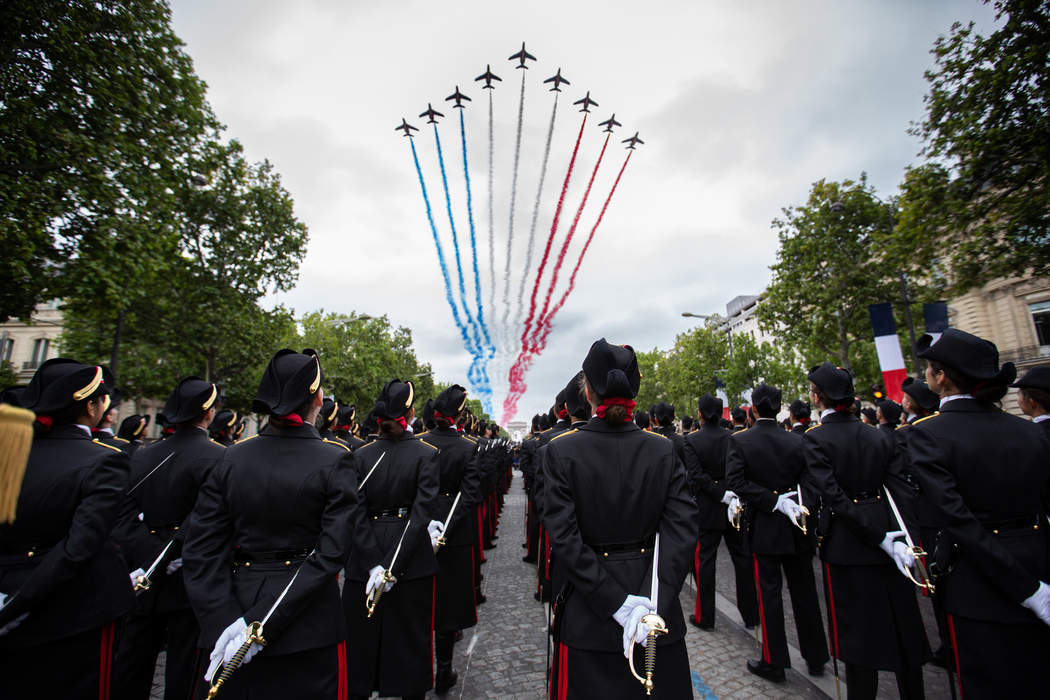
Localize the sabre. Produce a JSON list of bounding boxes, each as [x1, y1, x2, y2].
[[356, 452, 386, 492], [794, 484, 811, 534], [127, 452, 175, 495], [366, 518, 412, 618], [133, 538, 175, 593], [883, 486, 935, 593], [628, 534, 668, 696], [436, 492, 462, 550], [207, 548, 316, 698]]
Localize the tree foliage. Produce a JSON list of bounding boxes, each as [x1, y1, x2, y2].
[[905, 0, 1050, 291]]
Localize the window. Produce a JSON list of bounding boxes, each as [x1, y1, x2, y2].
[[1031, 301, 1050, 347], [28, 338, 50, 368], [0, 337, 12, 363]]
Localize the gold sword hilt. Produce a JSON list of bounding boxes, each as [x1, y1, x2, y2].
[[435, 535, 447, 549], [133, 574, 151, 593], [365, 570, 395, 618], [628, 613, 668, 695], [207, 621, 265, 699]]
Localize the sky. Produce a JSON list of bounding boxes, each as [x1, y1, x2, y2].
[[169, 0, 999, 423]]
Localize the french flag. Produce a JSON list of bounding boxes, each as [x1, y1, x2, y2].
[[715, 376, 731, 421], [868, 303, 908, 403]]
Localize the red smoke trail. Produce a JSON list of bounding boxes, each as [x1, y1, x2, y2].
[[528, 132, 610, 354], [532, 151, 633, 352]]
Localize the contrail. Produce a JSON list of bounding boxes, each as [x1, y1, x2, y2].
[[513, 92, 560, 346], [486, 90, 496, 354], [458, 109, 495, 412], [500, 70, 527, 354], [434, 123, 484, 361], [409, 138, 484, 393], [530, 132, 610, 352]]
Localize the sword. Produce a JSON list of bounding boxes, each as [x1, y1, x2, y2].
[[366, 518, 412, 618], [436, 492, 461, 550], [356, 452, 386, 492], [794, 483, 810, 534], [883, 486, 935, 593], [207, 548, 316, 698], [628, 534, 669, 696], [133, 538, 175, 593], [127, 452, 175, 495]]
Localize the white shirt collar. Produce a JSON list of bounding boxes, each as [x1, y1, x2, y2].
[[820, 408, 836, 421], [939, 394, 973, 409], [97, 427, 113, 437], [73, 423, 92, 438], [1034, 414, 1050, 423]]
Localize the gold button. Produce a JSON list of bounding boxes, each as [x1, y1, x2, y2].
[[150, 529, 156, 535], [398, 513, 403, 519], [284, 560, 291, 566], [640, 548, 646, 554], [853, 499, 858, 504], [993, 529, 999, 535], [603, 552, 608, 558], [174, 526, 180, 531], [373, 516, 377, 520], [245, 561, 251, 567], [26, 550, 34, 558]]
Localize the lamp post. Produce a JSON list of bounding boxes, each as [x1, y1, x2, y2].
[[681, 312, 733, 358]]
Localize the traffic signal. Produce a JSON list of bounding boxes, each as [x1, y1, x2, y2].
[[872, 383, 885, 401]]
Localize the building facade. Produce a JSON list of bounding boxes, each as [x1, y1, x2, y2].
[[1, 300, 65, 383]]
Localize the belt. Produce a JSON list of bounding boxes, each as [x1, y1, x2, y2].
[[848, 491, 880, 504], [0, 545, 51, 559], [368, 506, 411, 519], [146, 523, 181, 535], [233, 547, 312, 567], [587, 534, 656, 558], [983, 515, 1041, 534]]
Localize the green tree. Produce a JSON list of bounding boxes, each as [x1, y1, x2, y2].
[[0, 0, 213, 320], [659, 325, 730, 418], [723, 334, 806, 407], [905, 0, 1050, 291]]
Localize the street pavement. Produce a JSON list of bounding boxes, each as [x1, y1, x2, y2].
[[153, 471, 957, 698]]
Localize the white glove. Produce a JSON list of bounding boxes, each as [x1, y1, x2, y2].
[[1022, 581, 1050, 626], [720, 489, 738, 505], [365, 565, 395, 598], [129, 567, 146, 589], [612, 595, 653, 659], [879, 531, 914, 578], [773, 491, 804, 526], [428, 519, 445, 552], [166, 557, 183, 575], [726, 497, 742, 526], [205, 617, 254, 682]]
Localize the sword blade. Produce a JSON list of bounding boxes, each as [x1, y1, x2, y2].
[[261, 548, 316, 627], [128, 452, 175, 495], [649, 533, 660, 612], [882, 486, 916, 549], [441, 492, 462, 532], [386, 518, 412, 571], [357, 452, 386, 492], [143, 539, 175, 579]]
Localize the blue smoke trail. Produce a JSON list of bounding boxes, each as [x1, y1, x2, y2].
[[409, 138, 484, 391], [458, 110, 495, 415], [433, 124, 492, 403]]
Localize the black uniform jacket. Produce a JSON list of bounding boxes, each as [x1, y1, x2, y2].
[[533, 420, 573, 525], [542, 419, 696, 653], [115, 425, 225, 612], [652, 425, 686, 466], [726, 420, 812, 555], [0, 425, 133, 648], [98, 432, 137, 456], [422, 427, 482, 547], [347, 434, 439, 583], [803, 412, 911, 566], [182, 423, 356, 655], [683, 423, 733, 531], [909, 399, 1050, 624]]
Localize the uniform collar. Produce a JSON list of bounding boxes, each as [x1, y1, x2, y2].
[[261, 422, 322, 439], [581, 416, 639, 433], [939, 393, 974, 409]]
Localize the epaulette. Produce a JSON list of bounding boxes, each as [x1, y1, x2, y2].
[[234, 434, 260, 445], [549, 428, 579, 443], [804, 424, 822, 433], [322, 438, 351, 452], [113, 437, 130, 444], [642, 430, 668, 441], [539, 427, 554, 434], [462, 435, 478, 445], [912, 413, 940, 426], [732, 428, 747, 435], [92, 439, 123, 453], [209, 438, 227, 448], [418, 438, 439, 451]]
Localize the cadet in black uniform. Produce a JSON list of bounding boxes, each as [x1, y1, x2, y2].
[[533, 391, 572, 603], [520, 414, 545, 565], [316, 397, 347, 448], [1013, 366, 1050, 437], [901, 377, 939, 425], [910, 329, 1050, 698], [0, 359, 134, 699], [208, 408, 239, 447], [183, 349, 357, 700], [543, 339, 696, 699], [344, 379, 439, 700], [789, 399, 812, 435], [804, 362, 927, 699], [423, 384, 483, 695], [683, 393, 759, 630], [335, 404, 366, 452], [726, 383, 829, 683], [650, 402, 685, 465], [634, 409, 650, 430], [113, 376, 225, 700], [116, 414, 150, 455]]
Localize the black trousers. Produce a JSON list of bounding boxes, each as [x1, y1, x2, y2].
[[752, 552, 829, 669], [695, 526, 758, 627], [0, 621, 118, 700], [845, 663, 924, 700], [525, 495, 539, 559], [114, 606, 198, 700], [948, 614, 1050, 699]]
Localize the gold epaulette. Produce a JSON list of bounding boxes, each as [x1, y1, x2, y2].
[[643, 429, 668, 441], [209, 438, 227, 448], [92, 439, 123, 453], [419, 438, 439, 451], [804, 424, 822, 433], [549, 429, 579, 443], [462, 435, 478, 445], [322, 438, 350, 452], [234, 434, 259, 445], [113, 437, 130, 444], [912, 412, 940, 426]]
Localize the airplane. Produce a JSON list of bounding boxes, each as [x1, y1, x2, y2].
[[475, 64, 502, 89], [543, 68, 570, 92], [445, 86, 471, 109], [419, 103, 444, 124], [573, 91, 598, 113], [395, 118, 418, 138], [598, 114, 622, 133], [508, 42, 537, 69], [622, 131, 644, 149]]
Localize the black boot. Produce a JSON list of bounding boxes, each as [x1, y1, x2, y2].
[[746, 659, 786, 683], [435, 662, 458, 694]]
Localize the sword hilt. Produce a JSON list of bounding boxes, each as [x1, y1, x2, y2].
[[365, 570, 394, 618], [628, 613, 668, 695], [133, 574, 151, 593], [207, 621, 264, 698]]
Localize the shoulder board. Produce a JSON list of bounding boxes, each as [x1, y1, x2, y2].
[[731, 428, 747, 435], [461, 435, 478, 444], [540, 427, 554, 434], [92, 439, 124, 453], [895, 424, 908, 431], [643, 430, 668, 440], [234, 434, 260, 445], [322, 438, 351, 452], [415, 430, 429, 437], [913, 413, 940, 426], [209, 438, 227, 448], [418, 439, 439, 451], [113, 437, 130, 444], [804, 424, 822, 433], [549, 429, 579, 443]]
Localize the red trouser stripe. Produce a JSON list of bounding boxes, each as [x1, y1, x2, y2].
[[947, 614, 965, 700], [477, 508, 485, 562], [693, 540, 702, 620], [752, 554, 770, 663], [558, 642, 569, 700], [98, 621, 115, 700], [823, 563, 840, 659], [336, 641, 347, 700], [430, 576, 437, 684]]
